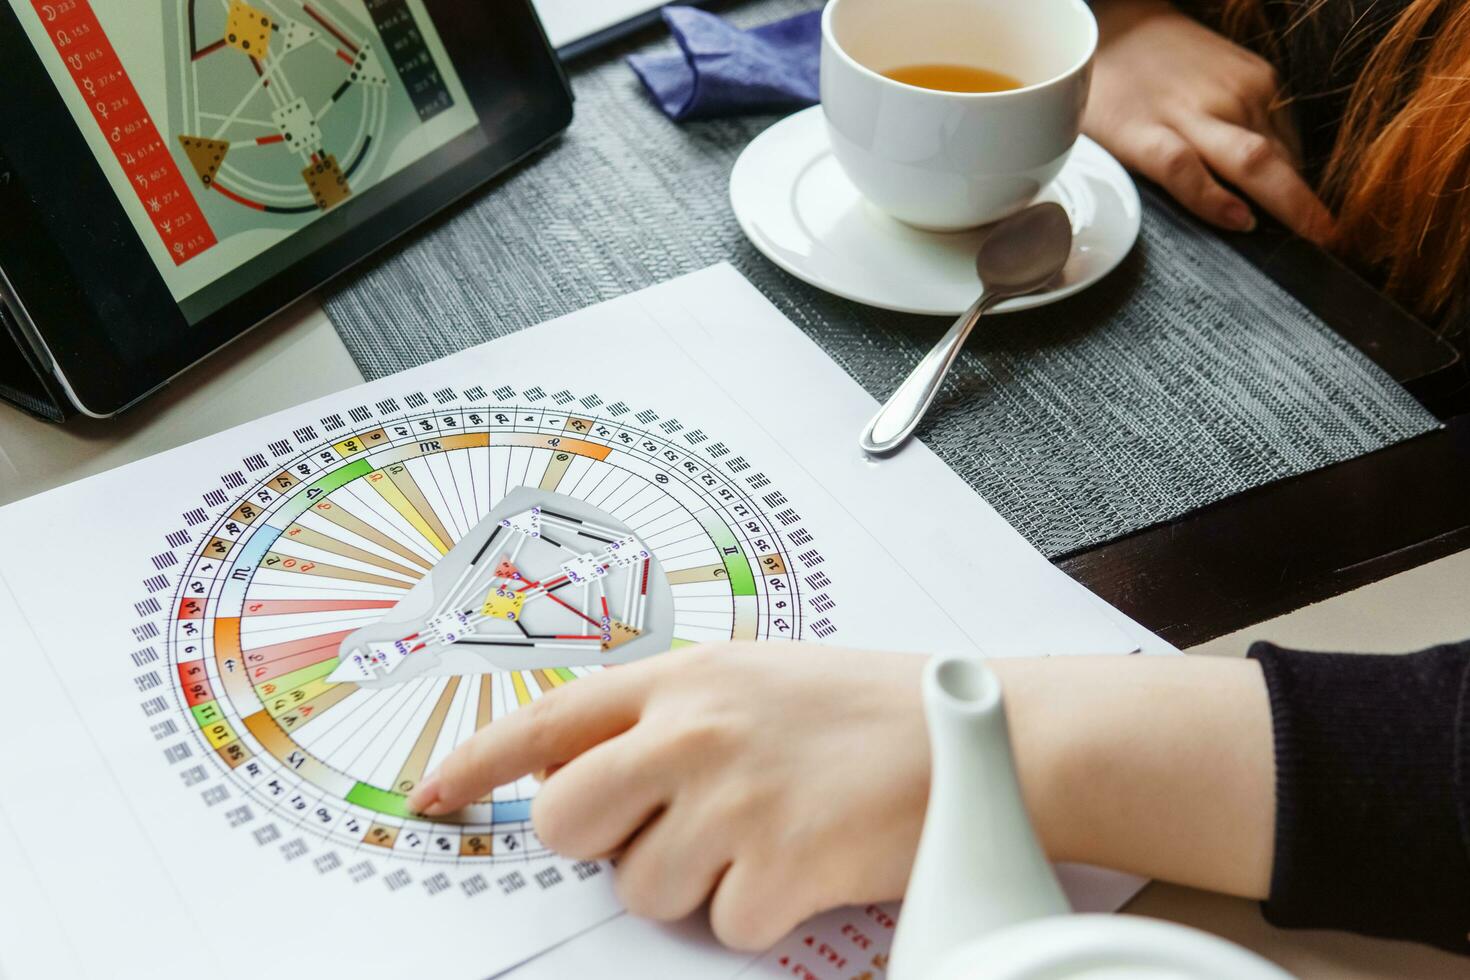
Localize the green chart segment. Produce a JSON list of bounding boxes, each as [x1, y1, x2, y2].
[[272, 459, 376, 525], [697, 509, 756, 596], [345, 781, 532, 823], [346, 781, 412, 819]]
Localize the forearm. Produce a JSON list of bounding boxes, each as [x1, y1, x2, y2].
[[988, 655, 1276, 899]]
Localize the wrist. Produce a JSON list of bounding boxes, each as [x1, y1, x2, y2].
[[989, 655, 1277, 898], [985, 657, 1090, 864]]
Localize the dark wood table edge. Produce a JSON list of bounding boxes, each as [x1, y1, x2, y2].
[[1059, 193, 1469, 648], [1060, 417, 1470, 649]]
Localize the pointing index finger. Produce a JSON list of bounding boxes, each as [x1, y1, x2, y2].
[[409, 665, 650, 816]]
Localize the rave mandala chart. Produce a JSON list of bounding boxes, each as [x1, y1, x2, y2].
[[128, 385, 839, 897], [167, 0, 455, 219]]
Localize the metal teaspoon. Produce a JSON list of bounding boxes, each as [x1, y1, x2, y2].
[[859, 202, 1074, 456]]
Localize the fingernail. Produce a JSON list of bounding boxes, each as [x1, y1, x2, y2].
[[1225, 202, 1256, 232], [408, 774, 442, 815]]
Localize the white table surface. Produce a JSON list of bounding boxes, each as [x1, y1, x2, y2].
[[2, 297, 1468, 978], [0, 300, 361, 508]]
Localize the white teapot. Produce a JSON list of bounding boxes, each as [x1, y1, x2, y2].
[[888, 657, 1293, 980]]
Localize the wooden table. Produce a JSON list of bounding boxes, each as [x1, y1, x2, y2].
[[1061, 216, 1469, 650]]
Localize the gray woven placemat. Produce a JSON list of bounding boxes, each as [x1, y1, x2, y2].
[[322, 0, 1438, 558]]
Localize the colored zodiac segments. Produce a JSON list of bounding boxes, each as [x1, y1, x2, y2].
[[329, 488, 675, 688], [149, 390, 830, 879]]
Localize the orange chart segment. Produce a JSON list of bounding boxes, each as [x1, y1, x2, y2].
[[279, 523, 425, 580]]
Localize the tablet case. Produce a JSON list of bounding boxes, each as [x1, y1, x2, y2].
[[0, 302, 71, 422]]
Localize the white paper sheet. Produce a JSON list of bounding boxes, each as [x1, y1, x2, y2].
[[503, 581, 1177, 979], [511, 863, 1151, 980], [0, 265, 1150, 979]]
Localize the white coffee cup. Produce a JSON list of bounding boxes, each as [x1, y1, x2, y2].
[[820, 0, 1097, 231]]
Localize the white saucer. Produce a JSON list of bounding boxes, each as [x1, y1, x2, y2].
[[730, 106, 1142, 316]]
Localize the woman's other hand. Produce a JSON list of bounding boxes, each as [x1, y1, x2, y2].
[[408, 644, 930, 951], [1083, 0, 1333, 242]]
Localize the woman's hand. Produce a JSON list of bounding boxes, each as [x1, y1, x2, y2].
[[409, 646, 1276, 951], [1083, 0, 1333, 241], [409, 644, 930, 950]]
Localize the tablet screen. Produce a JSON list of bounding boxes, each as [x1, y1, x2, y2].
[[8, 0, 480, 318]]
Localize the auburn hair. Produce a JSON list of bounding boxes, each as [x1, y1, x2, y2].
[[1219, 0, 1470, 326]]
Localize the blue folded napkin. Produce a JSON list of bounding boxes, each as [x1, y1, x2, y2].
[[628, 6, 822, 122]]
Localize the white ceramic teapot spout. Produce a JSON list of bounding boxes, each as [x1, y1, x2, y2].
[[888, 656, 1294, 980], [887, 657, 1069, 980]]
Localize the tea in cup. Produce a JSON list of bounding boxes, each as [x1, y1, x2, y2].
[[820, 0, 1097, 230]]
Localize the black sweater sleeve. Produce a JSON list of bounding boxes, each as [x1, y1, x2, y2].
[[1249, 640, 1470, 953]]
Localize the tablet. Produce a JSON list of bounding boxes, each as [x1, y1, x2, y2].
[[0, 0, 571, 417]]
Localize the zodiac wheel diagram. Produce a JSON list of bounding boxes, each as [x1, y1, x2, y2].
[[135, 386, 838, 886], [172, 0, 395, 216]]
